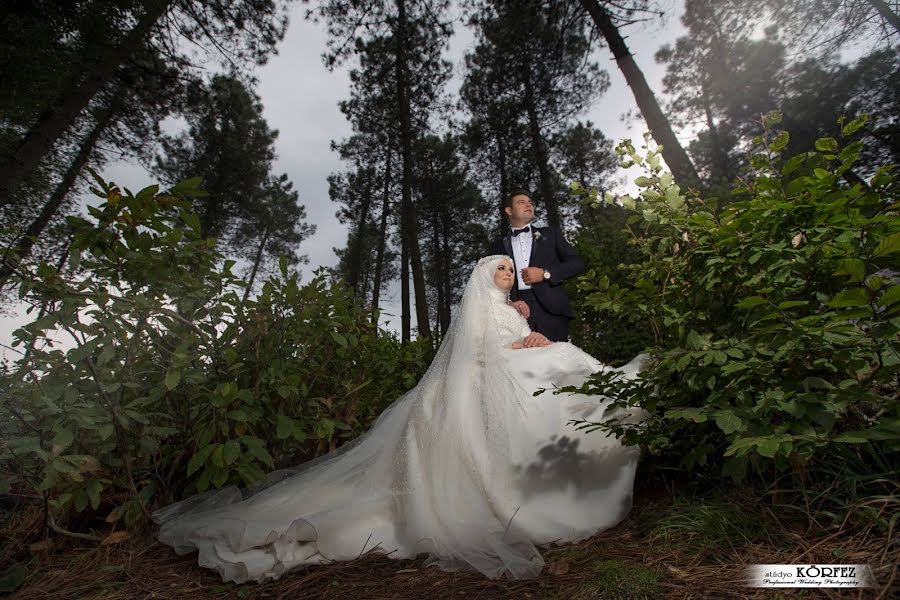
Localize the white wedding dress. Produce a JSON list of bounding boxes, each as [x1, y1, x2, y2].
[[153, 255, 651, 584]]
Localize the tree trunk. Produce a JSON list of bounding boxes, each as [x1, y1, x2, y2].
[[360, 254, 371, 304], [371, 143, 393, 323], [242, 226, 270, 304], [842, 168, 871, 190], [701, 85, 729, 185], [579, 0, 701, 189], [867, 0, 900, 34], [440, 209, 452, 334], [522, 67, 561, 229], [401, 220, 410, 344], [431, 209, 444, 338], [0, 0, 170, 206], [495, 131, 509, 237], [1, 98, 119, 287], [395, 0, 431, 340], [347, 169, 372, 296], [497, 136, 508, 203]]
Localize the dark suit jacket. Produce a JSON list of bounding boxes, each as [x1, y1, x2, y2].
[[489, 225, 585, 318]]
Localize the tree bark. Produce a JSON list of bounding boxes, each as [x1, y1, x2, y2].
[[371, 143, 392, 323], [242, 226, 270, 304], [440, 209, 452, 334], [579, 0, 701, 189], [431, 209, 444, 338], [401, 218, 410, 344], [1, 98, 119, 287], [867, 0, 900, 34], [0, 0, 170, 206], [395, 0, 431, 340], [522, 66, 561, 229]]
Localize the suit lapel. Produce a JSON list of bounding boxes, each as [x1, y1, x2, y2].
[[528, 226, 540, 265], [502, 234, 512, 259]]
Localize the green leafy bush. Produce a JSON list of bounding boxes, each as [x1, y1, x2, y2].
[[0, 172, 429, 530], [568, 113, 899, 482]]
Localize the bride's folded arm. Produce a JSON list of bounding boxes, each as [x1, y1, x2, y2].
[[510, 323, 531, 349], [510, 332, 552, 349]]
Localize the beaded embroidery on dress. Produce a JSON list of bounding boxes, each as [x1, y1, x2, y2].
[[152, 255, 651, 583]]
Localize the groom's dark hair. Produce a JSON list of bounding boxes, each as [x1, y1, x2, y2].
[[503, 189, 532, 211]]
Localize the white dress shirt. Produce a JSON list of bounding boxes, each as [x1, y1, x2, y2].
[[510, 224, 533, 290]]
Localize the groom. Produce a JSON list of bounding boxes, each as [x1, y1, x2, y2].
[[489, 190, 585, 342]]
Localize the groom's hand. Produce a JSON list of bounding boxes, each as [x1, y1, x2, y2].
[[521, 267, 545, 285], [511, 300, 530, 318], [523, 332, 551, 348]]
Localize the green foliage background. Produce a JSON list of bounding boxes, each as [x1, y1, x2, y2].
[[0, 173, 429, 528], [566, 114, 898, 505]]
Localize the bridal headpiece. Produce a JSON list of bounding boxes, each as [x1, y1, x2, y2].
[[473, 255, 514, 303]]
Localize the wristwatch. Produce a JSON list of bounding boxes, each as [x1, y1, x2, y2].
[[543, 270, 552, 281]]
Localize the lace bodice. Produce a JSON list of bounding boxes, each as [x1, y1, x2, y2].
[[493, 302, 531, 348]]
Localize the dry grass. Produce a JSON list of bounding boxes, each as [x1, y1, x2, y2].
[[5, 485, 897, 600]]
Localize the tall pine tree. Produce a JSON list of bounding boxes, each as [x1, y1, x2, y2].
[[463, 0, 607, 230], [311, 0, 453, 342]]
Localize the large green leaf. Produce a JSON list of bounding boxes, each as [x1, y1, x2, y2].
[[164, 370, 181, 391], [86, 480, 102, 510], [242, 437, 274, 468], [879, 285, 900, 307], [276, 415, 293, 440], [873, 232, 900, 257], [828, 288, 868, 308], [715, 411, 743, 435], [187, 445, 214, 476], [223, 440, 240, 465], [814, 137, 838, 152], [51, 429, 74, 454], [755, 437, 781, 458], [736, 296, 766, 309], [686, 330, 706, 350], [833, 258, 865, 282]]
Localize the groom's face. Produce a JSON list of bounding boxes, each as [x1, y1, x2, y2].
[[505, 194, 534, 224]]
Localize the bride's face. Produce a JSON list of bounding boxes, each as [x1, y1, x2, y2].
[[493, 260, 515, 290]]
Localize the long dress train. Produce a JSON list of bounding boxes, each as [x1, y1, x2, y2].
[[152, 255, 650, 583]]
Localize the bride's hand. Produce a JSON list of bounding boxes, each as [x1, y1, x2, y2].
[[510, 300, 530, 319], [523, 332, 552, 348]]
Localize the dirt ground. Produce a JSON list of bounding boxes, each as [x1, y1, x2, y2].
[[5, 485, 896, 600]]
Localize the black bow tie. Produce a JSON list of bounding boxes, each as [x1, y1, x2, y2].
[[511, 226, 531, 237]]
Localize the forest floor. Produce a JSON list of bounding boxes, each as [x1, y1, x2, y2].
[[3, 476, 897, 600]]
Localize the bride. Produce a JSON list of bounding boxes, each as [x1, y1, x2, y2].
[[153, 255, 651, 584]]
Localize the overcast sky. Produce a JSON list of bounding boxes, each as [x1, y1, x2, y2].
[[1, 1, 691, 359]]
